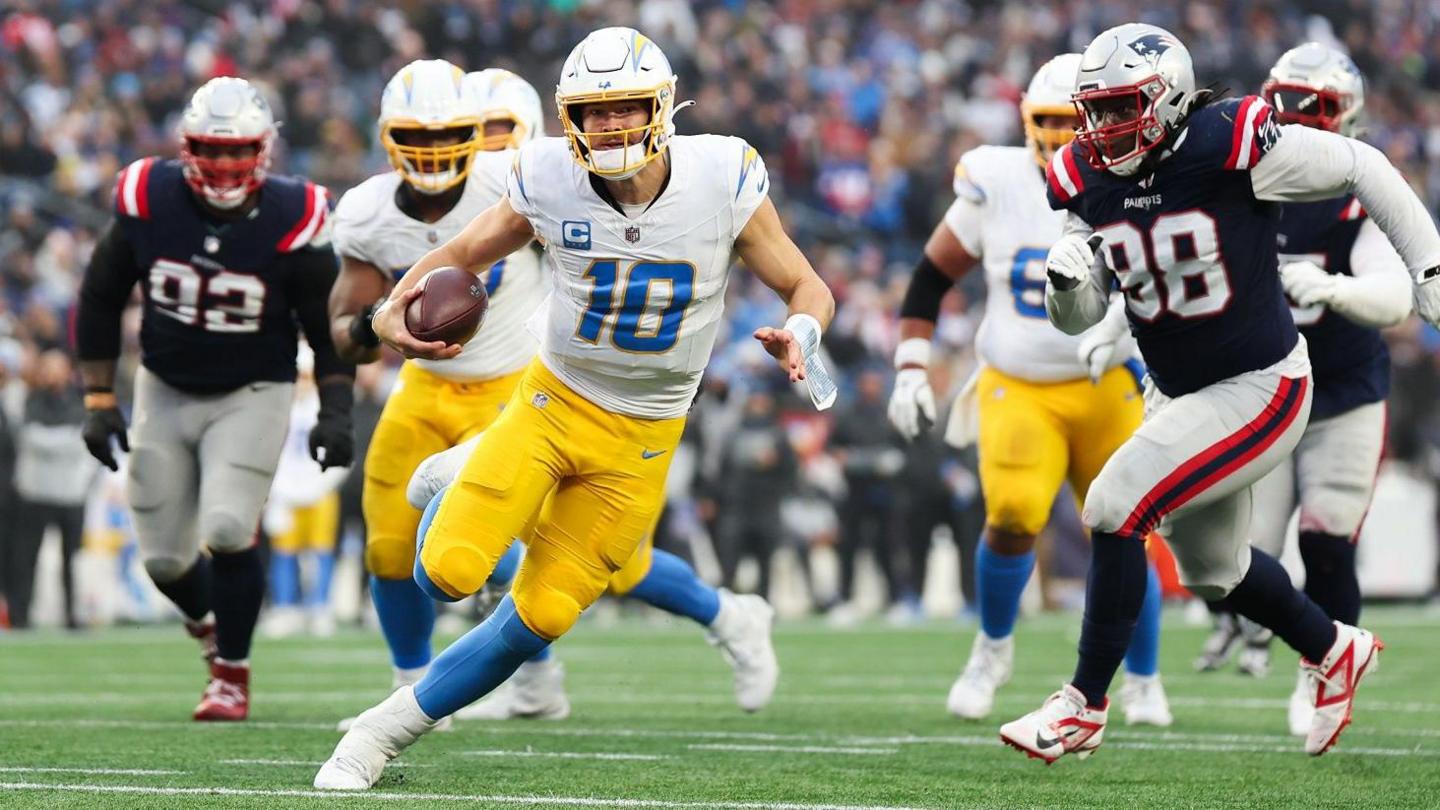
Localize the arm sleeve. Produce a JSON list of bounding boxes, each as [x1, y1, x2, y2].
[[75, 221, 142, 362], [1321, 218, 1413, 327], [1251, 126, 1440, 275], [1044, 213, 1113, 334], [288, 247, 355, 383]]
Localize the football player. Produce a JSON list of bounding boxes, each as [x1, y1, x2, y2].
[[314, 27, 834, 789], [1199, 44, 1409, 735], [887, 54, 1171, 727], [1000, 23, 1440, 762], [75, 77, 354, 721]]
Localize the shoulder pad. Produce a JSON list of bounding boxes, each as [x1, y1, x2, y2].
[[113, 158, 158, 219], [1046, 143, 1086, 207], [276, 180, 331, 253], [953, 154, 985, 203], [1218, 95, 1281, 171]]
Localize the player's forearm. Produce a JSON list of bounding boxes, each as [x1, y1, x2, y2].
[[79, 359, 118, 392], [783, 273, 836, 330], [1046, 274, 1110, 334], [1327, 272, 1413, 328], [331, 315, 383, 365], [898, 317, 937, 344]]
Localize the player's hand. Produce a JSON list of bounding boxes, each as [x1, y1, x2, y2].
[[1076, 329, 1121, 384], [372, 287, 462, 361], [82, 405, 129, 472], [1414, 266, 1440, 326], [753, 326, 805, 382], [887, 367, 936, 440], [1280, 261, 1338, 308], [1046, 233, 1103, 292], [309, 412, 354, 470]]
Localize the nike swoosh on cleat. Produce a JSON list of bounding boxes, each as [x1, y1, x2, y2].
[[1034, 731, 1063, 750], [641, 449, 667, 459]]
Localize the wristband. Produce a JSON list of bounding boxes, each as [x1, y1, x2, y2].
[[783, 313, 836, 411], [348, 302, 381, 348], [893, 338, 932, 369]]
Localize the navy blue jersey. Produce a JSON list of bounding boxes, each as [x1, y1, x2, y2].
[[1277, 196, 1390, 419], [110, 158, 332, 393], [1047, 96, 1298, 397]]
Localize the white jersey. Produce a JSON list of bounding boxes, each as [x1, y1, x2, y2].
[[333, 151, 545, 381], [943, 145, 1136, 382], [507, 135, 768, 419]]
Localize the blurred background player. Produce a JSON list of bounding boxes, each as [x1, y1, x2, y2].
[[262, 344, 350, 638], [74, 76, 355, 721], [315, 26, 833, 789], [887, 54, 1171, 727], [1195, 44, 1411, 736]]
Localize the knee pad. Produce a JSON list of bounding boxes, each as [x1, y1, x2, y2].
[[512, 583, 583, 641], [1080, 485, 1129, 534], [1173, 551, 1246, 601], [985, 491, 1052, 537], [143, 555, 191, 584], [201, 511, 254, 554], [366, 534, 419, 580], [416, 529, 499, 603]]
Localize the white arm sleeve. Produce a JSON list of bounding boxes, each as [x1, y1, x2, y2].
[[1045, 212, 1112, 334], [1323, 218, 1413, 327], [1251, 125, 1440, 277]]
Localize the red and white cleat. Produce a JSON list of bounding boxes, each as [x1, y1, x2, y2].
[[194, 660, 249, 722], [999, 685, 1107, 764], [186, 616, 217, 665], [1303, 621, 1383, 756]]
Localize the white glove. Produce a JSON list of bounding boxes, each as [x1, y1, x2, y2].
[[1415, 267, 1440, 327], [1280, 261, 1339, 308], [1046, 233, 1102, 291], [1075, 295, 1129, 383], [888, 367, 936, 441]]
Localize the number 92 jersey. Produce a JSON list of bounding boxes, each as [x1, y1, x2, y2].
[[331, 150, 545, 381], [945, 145, 1135, 382], [507, 135, 769, 419]]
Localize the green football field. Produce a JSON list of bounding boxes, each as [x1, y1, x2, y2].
[[1, 608, 1437, 809]]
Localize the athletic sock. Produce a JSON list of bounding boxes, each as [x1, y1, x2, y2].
[[627, 548, 722, 625], [975, 538, 1034, 640], [1226, 547, 1336, 663], [269, 551, 300, 607], [305, 550, 336, 609], [1071, 531, 1148, 707], [371, 575, 436, 670], [211, 546, 265, 662], [151, 554, 212, 622], [1298, 531, 1360, 624], [413, 595, 550, 719], [1123, 562, 1162, 677]]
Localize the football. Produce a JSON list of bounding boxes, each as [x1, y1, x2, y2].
[[404, 266, 489, 346]]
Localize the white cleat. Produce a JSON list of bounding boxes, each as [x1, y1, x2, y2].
[[338, 667, 452, 733], [1194, 612, 1241, 672], [1118, 672, 1173, 727], [946, 633, 1013, 720], [454, 659, 571, 720], [314, 685, 437, 790], [706, 590, 779, 712], [1287, 666, 1313, 738], [1303, 621, 1383, 756], [1236, 618, 1273, 678], [999, 684, 1107, 765]]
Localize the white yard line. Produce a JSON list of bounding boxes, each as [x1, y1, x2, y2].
[[688, 745, 896, 756], [0, 767, 182, 776], [463, 750, 669, 761], [221, 759, 431, 768]]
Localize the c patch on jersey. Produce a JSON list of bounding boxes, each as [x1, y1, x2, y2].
[[562, 220, 592, 250]]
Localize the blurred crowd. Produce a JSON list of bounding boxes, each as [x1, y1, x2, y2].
[[6, 0, 1440, 629]]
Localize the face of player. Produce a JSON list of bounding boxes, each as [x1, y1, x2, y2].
[[581, 99, 651, 152], [187, 140, 261, 193], [391, 126, 474, 175], [1080, 94, 1143, 162]]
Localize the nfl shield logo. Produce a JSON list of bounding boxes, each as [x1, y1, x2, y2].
[[624, 225, 641, 244]]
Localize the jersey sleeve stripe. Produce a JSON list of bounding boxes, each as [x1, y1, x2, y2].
[[277, 183, 326, 252], [134, 158, 154, 219], [1226, 97, 1265, 170], [115, 158, 152, 218], [1047, 144, 1080, 202], [1341, 198, 1365, 221]]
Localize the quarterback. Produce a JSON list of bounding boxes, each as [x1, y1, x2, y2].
[[315, 27, 833, 789]]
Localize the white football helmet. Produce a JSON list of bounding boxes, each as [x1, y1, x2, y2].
[[555, 27, 683, 179], [1073, 23, 1197, 176], [1021, 53, 1083, 168], [467, 69, 544, 151], [178, 77, 277, 210], [379, 59, 482, 194], [1263, 43, 1364, 136]]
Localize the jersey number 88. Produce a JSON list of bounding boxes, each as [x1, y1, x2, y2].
[[1097, 211, 1232, 322]]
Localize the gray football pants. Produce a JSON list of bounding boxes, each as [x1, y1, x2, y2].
[[128, 366, 292, 582], [1080, 343, 1312, 600]]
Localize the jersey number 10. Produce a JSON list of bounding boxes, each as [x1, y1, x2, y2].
[[577, 260, 696, 353]]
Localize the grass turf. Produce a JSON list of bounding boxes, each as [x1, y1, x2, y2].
[[1, 607, 1437, 809]]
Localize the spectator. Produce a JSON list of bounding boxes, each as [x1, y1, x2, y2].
[[0, 338, 22, 627], [713, 387, 798, 599]]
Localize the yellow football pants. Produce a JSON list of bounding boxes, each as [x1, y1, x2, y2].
[[977, 364, 1143, 536], [420, 359, 684, 640], [271, 493, 340, 553], [363, 362, 526, 580]]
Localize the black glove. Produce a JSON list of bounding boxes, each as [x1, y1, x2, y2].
[[308, 380, 355, 470], [347, 302, 382, 349], [82, 406, 130, 472]]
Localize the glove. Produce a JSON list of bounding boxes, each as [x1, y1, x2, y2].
[[1415, 266, 1440, 327], [1280, 261, 1339, 308], [887, 367, 936, 441], [81, 404, 129, 472], [347, 301, 382, 349], [1046, 233, 1103, 291], [308, 381, 355, 470], [1076, 296, 1130, 383]]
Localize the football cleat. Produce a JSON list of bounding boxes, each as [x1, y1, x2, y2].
[[1287, 666, 1313, 737], [706, 590, 779, 712], [1193, 611, 1242, 672], [454, 659, 571, 721], [193, 660, 249, 722], [314, 685, 437, 790], [947, 633, 1014, 720], [1118, 672, 1173, 727], [185, 616, 217, 665], [1000, 684, 1107, 764], [338, 667, 452, 733], [1303, 621, 1382, 756], [1236, 618, 1273, 678]]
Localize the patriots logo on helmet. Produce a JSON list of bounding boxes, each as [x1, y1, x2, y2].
[[1128, 33, 1179, 61]]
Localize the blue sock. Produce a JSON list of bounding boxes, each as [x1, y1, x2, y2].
[[370, 575, 436, 670], [627, 549, 721, 626], [1124, 563, 1162, 677], [413, 595, 550, 719], [269, 551, 300, 607], [975, 538, 1034, 639], [412, 489, 462, 603], [1072, 531, 1148, 707], [305, 551, 336, 609], [489, 541, 522, 587]]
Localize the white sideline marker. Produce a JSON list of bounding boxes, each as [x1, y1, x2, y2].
[[0, 767, 183, 776], [463, 750, 670, 761]]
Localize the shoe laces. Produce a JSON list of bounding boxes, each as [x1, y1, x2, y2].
[[202, 677, 245, 707]]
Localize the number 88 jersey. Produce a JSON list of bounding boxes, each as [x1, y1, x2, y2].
[[507, 135, 769, 419], [945, 145, 1135, 382]]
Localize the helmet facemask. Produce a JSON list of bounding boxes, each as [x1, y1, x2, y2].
[[1261, 81, 1350, 133], [1073, 76, 1173, 176], [558, 85, 674, 180], [480, 114, 524, 151], [382, 120, 482, 194], [1022, 103, 1080, 168], [180, 134, 271, 210]]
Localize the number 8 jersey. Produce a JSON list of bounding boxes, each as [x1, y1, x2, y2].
[[507, 135, 769, 419]]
